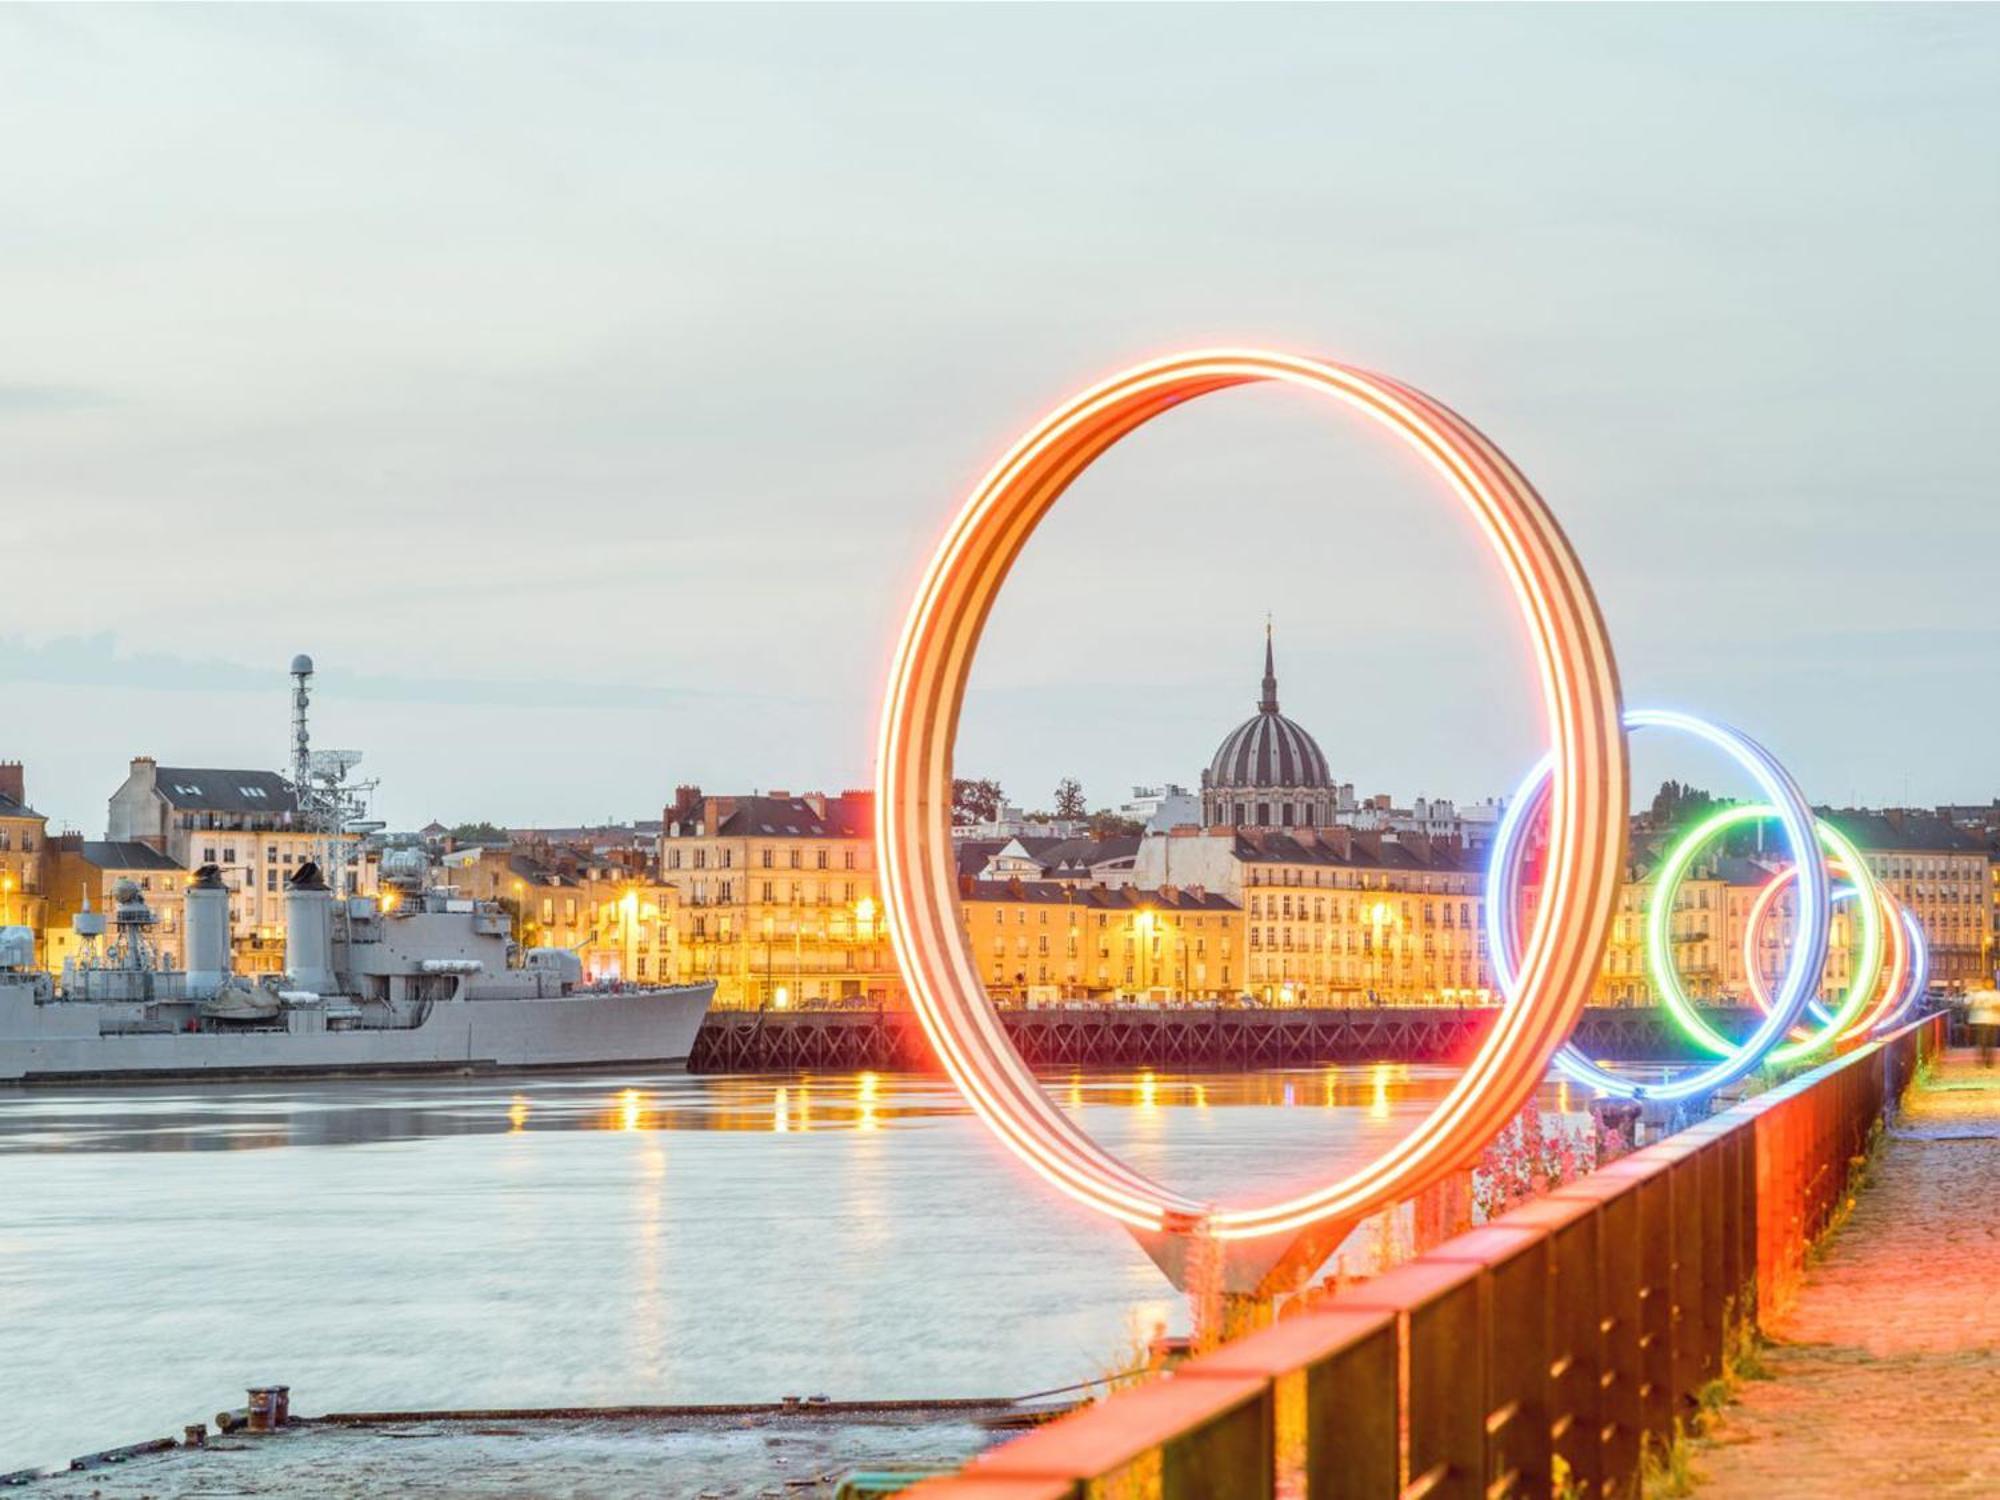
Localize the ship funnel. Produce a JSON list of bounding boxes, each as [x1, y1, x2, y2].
[[184, 863, 232, 1000], [285, 861, 337, 996]]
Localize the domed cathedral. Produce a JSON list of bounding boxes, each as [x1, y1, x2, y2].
[[1200, 626, 1339, 831]]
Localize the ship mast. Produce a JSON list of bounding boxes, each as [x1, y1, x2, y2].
[[287, 654, 380, 899]]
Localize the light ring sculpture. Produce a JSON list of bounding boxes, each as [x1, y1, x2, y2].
[[1741, 867, 1908, 1042], [1485, 709, 1830, 1100], [1875, 906, 1930, 1035], [876, 349, 1628, 1241], [1651, 810, 1880, 1064]]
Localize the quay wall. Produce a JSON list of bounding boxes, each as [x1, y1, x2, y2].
[[687, 1003, 1766, 1074]]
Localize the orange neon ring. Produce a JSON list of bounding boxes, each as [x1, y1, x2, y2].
[[1743, 867, 1909, 1043], [875, 350, 1628, 1240]]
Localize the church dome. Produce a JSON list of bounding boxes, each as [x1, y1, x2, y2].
[[1205, 631, 1331, 791]]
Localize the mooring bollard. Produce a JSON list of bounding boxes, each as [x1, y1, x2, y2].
[[245, 1384, 290, 1432]]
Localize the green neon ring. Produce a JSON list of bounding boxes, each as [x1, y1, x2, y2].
[[1648, 805, 1881, 1064]]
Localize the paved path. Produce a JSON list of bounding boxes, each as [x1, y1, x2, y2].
[[1695, 1050, 2000, 1496]]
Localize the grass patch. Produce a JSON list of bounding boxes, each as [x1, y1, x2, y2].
[[1639, 1421, 1701, 1498]]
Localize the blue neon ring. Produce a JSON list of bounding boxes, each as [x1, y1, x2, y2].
[[1870, 905, 1929, 1036], [1485, 708, 1831, 1101]]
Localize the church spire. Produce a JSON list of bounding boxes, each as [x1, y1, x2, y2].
[[1259, 617, 1279, 714]]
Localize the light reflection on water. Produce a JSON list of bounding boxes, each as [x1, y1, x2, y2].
[[0, 1065, 1558, 1471]]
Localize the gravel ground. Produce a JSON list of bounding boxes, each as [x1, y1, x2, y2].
[[1694, 1050, 2000, 1496]]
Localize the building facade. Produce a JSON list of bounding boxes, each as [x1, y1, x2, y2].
[[1827, 809, 1990, 991], [106, 758, 376, 973], [960, 880, 1244, 1002], [658, 788, 898, 1010], [439, 844, 678, 985], [41, 837, 187, 973], [0, 762, 49, 958], [1136, 826, 1489, 1005]]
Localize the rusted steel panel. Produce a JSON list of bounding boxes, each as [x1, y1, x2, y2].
[[967, 1371, 1270, 1499], [1343, 1259, 1484, 1499], [1178, 1306, 1398, 1500], [1492, 1194, 1604, 1496], [1428, 1227, 1553, 1497]]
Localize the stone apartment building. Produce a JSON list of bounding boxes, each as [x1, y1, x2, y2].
[[657, 787, 896, 1010], [105, 757, 375, 974]]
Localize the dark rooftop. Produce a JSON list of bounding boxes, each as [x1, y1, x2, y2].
[[152, 767, 299, 815], [79, 841, 185, 873], [961, 880, 1240, 912]]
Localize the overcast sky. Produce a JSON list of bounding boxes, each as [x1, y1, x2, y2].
[[3, 6, 1996, 831]]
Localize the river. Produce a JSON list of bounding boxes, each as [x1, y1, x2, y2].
[[0, 1064, 1584, 1472]]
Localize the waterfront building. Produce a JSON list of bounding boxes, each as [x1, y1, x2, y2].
[[966, 835, 1141, 888], [658, 787, 899, 1009], [439, 844, 678, 984], [1136, 826, 1489, 1005], [105, 757, 377, 973], [0, 762, 50, 958], [40, 836, 187, 972], [960, 880, 1244, 1002], [1825, 809, 1991, 991], [1571, 848, 1737, 1006]]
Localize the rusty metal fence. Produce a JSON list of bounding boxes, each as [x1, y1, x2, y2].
[[904, 1012, 1946, 1500]]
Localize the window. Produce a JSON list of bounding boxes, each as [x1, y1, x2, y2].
[[203, 847, 217, 864], [265, 869, 277, 891]]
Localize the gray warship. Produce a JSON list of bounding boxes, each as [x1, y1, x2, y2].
[[0, 655, 712, 1085], [0, 863, 712, 1084]]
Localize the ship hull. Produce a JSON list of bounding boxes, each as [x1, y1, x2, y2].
[[0, 984, 714, 1085]]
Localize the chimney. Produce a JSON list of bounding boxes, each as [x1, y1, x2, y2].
[[0, 762, 22, 807]]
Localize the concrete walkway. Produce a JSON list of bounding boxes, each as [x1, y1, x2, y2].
[[1695, 1050, 2000, 1496]]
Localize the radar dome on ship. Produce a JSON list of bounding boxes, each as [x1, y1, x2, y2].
[[290, 653, 314, 676]]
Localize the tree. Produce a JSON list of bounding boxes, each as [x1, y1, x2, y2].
[[1087, 809, 1146, 839], [1648, 779, 1715, 829], [951, 777, 1003, 826], [447, 821, 510, 845], [1053, 778, 1087, 820]]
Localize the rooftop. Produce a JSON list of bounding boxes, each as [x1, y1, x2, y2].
[[151, 767, 299, 815], [78, 842, 185, 873]]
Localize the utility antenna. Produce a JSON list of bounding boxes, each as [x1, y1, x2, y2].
[[287, 654, 380, 899]]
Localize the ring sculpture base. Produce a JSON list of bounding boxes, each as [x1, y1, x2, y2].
[[1127, 1215, 1358, 1301]]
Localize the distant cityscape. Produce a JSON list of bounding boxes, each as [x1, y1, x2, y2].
[[0, 633, 1993, 1011]]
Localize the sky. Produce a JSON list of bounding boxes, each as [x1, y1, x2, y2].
[[3, 5, 1997, 832]]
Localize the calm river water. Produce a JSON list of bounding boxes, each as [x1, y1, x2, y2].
[[0, 1065, 1578, 1471]]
